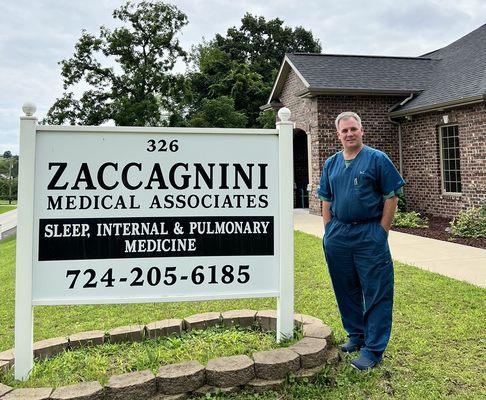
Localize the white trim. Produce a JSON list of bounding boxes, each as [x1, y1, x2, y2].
[[286, 57, 311, 89], [267, 58, 290, 104], [276, 116, 294, 341], [37, 126, 277, 135], [266, 56, 311, 104], [15, 116, 37, 380], [438, 124, 462, 195]]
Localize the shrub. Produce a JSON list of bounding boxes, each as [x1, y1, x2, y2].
[[450, 205, 486, 238], [397, 193, 406, 212], [393, 211, 428, 228]]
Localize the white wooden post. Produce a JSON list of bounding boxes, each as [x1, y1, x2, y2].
[[276, 107, 294, 341], [14, 102, 37, 380]]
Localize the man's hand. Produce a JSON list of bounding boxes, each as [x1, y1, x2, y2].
[[381, 196, 399, 232], [322, 201, 332, 227]]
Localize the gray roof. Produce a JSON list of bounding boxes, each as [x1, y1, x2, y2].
[[397, 24, 486, 113], [270, 24, 486, 115], [286, 53, 438, 94]]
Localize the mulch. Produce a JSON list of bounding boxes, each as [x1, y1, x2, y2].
[[391, 214, 486, 250]]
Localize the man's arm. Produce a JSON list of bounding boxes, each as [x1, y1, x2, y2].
[[381, 196, 399, 232], [322, 201, 332, 227]]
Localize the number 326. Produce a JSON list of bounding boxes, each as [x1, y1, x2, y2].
[[147, 139, 179, 152]]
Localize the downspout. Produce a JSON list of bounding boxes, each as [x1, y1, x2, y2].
[[388, 93, 414, 175]]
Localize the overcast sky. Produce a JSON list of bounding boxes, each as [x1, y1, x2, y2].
[[1, 0, 485, 154]]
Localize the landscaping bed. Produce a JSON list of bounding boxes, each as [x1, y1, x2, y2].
[[392, 214, 486, 250], [0, 312, 336, 397]]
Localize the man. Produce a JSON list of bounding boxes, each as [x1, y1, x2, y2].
[[317, 111, 405, 370]]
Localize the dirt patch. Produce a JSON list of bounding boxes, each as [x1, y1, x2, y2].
[[392, 215, 486, 250]]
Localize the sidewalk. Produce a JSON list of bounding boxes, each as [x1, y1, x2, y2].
[[0, 209, 17, 239], [294, 209, 486, 288]]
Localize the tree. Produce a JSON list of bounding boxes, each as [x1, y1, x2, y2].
[[214, 13, 322, 83], [0, 155, 18, 203], [188, 96, 247, 128], [44, 1, 188, 126], [187, 14, 321, 127], [256, 109, 277, 129]]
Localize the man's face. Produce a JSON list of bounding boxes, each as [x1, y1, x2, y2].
[[337, 117, 364, 152]]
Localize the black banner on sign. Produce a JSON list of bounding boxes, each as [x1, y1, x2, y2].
[[38, 216, 274, 261]]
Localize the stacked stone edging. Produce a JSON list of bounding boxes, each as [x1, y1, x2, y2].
[[0, 310, 338, 399]]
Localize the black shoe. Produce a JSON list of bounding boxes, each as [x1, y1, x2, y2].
[[339, 341, 363, 353]]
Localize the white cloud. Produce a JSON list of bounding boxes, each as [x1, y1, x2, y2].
[[0, 0, 485, 154]]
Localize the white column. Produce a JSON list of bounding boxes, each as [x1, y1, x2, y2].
[[276, 107, 294, 341], [14, 102, 37, 380]]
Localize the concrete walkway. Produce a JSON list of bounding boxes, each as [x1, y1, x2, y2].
[[294, 209, 486, 288], [0, 209, 17, 239]]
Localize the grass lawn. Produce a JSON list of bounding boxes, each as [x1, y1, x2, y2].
[[0, 232, 485, 399], [0, 204, 16, 215]]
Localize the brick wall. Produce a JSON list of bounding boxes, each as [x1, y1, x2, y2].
[[279, 69, 317, 210], [400, 103, 486, 217]]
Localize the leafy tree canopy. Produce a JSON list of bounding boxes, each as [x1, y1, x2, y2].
[[44, 1, 188, 126], [188, 96, 247, 128], [214, 13, 322, 82], [188, 13, 321, 127]]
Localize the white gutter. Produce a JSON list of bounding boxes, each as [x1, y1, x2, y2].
[[388, 93, 414, 175]]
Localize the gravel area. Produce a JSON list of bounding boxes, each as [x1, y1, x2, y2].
[[392, 215, 486, 250]]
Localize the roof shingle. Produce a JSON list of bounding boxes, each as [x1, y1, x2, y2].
[[272, 23, 486, 114]]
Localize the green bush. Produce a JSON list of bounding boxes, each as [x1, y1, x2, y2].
[[393, 211, 428, 228], [397, 193, 406, 212], [450, 205, 486, 238]]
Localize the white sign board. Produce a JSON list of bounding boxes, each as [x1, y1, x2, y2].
[[32, 129, 279, 304], [15, 106, 294, 380]]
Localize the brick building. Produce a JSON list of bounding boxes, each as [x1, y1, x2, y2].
[[264, 24, 486, 218]]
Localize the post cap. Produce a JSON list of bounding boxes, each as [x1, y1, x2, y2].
[[22, 102, 37, 117], [278, 107, 291, 122]]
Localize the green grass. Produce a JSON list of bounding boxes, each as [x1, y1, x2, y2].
[[0, 204, 15, 215], [1, 233, 485, 399], [2, 325, 296, 388]]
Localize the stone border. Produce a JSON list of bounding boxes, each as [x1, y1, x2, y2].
[[0, 310, 338, 399]]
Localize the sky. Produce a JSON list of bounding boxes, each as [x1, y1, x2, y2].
[[0, 0, 485, 154]]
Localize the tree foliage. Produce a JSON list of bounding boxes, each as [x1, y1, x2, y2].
[[44, 1, 188, 126], [0, 156, 18, 201], [188, 96, 247, 128], [45, 3, 322, 129], [214, 13, 322, 83], [187, 13, 321, 127], [256, 109, 277, 129]]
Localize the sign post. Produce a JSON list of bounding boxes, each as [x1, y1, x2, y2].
[[276, 108, 294, 341], [14, 103, 37, 380], [14, 104, 294, 379]]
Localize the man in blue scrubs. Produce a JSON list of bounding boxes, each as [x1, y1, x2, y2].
[[318, 111, 405, 370]]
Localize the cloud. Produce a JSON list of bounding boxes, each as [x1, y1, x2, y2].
[[0, 0, 485, 154]]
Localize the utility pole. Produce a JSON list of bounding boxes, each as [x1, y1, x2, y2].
[[8, 157, 13, 204]]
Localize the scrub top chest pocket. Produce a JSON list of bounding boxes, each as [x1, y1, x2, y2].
[[353, 169, 379, 203]]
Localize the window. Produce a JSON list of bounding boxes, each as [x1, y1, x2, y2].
[[439, 125, 461, 193]]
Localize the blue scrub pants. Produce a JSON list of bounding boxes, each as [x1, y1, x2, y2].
[[323, 218, 394, 362]]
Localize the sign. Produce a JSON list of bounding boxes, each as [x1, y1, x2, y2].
[[14, 104, 294, 380], [32, 130, 279, 304]]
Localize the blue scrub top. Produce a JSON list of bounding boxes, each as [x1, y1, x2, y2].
[[317, 146, 405, 223]]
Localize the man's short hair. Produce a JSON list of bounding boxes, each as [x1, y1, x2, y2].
[[335, 111, 362, 130]]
